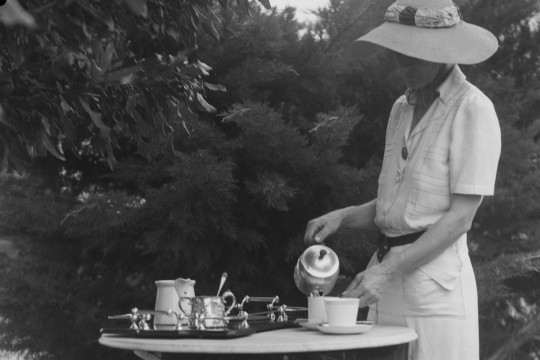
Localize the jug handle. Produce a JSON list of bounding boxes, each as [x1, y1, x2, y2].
[[178, 295, 193, 317], [222, 290, 236, 316]]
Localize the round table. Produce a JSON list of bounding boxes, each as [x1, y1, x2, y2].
[[99, 325, 417, 360]]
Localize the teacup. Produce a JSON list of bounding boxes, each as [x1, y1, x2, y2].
[[324, 297, 360, 327], [307, 296, 327, 324], [179, 290, 236, 329]]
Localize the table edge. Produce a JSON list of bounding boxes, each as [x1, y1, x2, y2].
[[99, 325, 418, 354]]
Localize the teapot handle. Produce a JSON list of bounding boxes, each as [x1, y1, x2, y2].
[[222, 290, 236, 316]]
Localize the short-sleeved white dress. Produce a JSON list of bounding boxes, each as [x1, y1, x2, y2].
[[367, 65, 501, 360]]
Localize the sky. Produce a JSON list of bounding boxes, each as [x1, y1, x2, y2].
[[267, 0, 331, 23]]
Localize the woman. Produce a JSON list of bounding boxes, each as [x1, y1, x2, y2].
[[304, 1, 501, 359]]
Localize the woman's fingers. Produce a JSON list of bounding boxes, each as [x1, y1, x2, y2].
[[304, 210, 344, 245], [303, 220, 317, 244], [341, 272, 364, 297], [304, 218, 326, 244], [358, 293, 375, 308], [341, 268, 388, 307]]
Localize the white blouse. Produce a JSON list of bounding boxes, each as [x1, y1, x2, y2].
[[373, 65, 501, 289], [375, 65, 501, 236]]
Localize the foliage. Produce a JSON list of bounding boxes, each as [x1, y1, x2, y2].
[[0, 0, 275, 176], [0, 102, 367, 359], [471, 108, 540, 359], [475, 252, 540, 360], [199, 3, 391, 169]]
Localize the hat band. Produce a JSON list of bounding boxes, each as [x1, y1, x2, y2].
[[384, 3, 461, 28]]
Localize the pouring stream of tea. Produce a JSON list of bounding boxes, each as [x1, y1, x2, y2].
[[217, 272, 228, 296]]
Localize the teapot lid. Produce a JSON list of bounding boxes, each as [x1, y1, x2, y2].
[[300, 245, 339, 278]]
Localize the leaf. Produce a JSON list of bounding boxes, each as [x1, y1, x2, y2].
[[90, 59, 104, 83], [106, 143, 117, 170], [258, 0, 272, 10], [220, 107, 250, 122], [195, 60, 212, 76], [0, 0, 36, 28], [79, 98, 111, 139], [201, 21, 220, 42], [0, 104, 17, 130], [175, 100, 197, 123], [40, 117, 51, 136], [203, 82, 226, 92], [60, 110, 75, 148], [170, 48, 196, 65], [40, 132, 66, 161], [100, 43, 114, 70], [187, 6, 200, 29], [126, 94, 139, 115], [123, 0, 148, 18], [195, 93, 216, 113], [92, 39, 103, 61], [101, 65, 142, 84]]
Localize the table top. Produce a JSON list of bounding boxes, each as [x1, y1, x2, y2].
[[99, 325, 418, 354]]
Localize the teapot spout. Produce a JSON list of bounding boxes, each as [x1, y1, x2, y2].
[[174, 277, 196, 298]]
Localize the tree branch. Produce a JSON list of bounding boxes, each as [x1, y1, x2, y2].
[[324, 1, 376, 54], [485, 311, 540, 360]]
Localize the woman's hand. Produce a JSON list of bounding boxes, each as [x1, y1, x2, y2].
[[304, 201, 378, 245], [341, 264, 392, 307], [304, 210, 343, 245]]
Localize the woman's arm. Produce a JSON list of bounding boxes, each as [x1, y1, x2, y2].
[[304, 199, 378, 244], [384, 193, 481, 275], [342, 193, 482, 306]]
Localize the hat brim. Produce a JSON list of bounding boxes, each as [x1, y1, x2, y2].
[[349, 21, 498, 64]]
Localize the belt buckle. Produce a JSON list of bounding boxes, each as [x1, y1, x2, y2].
[[377, 234, 390, 262], [378, 233, 389, 250]]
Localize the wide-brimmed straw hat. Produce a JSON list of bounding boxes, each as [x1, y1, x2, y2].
[[350, 0, 498, 64]]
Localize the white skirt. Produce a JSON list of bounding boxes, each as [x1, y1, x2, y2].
[[366, 244, 479, 360]]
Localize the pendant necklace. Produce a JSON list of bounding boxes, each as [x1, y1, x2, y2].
[[401, 146, 408, 160]]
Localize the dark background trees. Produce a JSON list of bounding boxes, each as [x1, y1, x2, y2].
[[0, 0, 539, 359]]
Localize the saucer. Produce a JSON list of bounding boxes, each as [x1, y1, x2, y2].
[[316, 321, 374, 335], [295, 318, 321, 331]]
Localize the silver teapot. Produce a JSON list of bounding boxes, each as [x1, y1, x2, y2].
[[294, 244, 339, 296]]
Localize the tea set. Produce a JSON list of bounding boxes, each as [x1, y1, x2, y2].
[[106, 245, 374, 336]]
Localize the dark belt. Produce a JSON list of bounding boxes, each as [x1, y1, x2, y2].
[[377, 231, 425, 262]]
